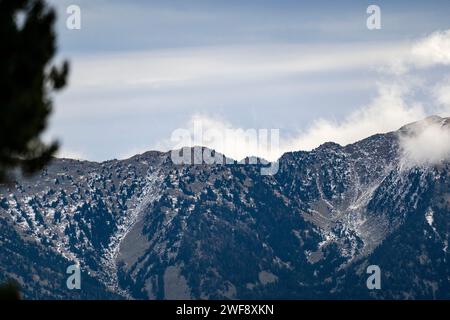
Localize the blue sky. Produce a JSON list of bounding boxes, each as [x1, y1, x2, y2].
[[44, 0, 450, 161]]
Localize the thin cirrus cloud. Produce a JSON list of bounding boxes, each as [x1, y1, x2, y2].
[[55, 41, 405, 123], [67, 43, 408, 93]]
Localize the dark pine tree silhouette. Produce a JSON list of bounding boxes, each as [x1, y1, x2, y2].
[[0, 281, 21, 300], [0, 0, 69, 299], [0, 0, 68, 183]]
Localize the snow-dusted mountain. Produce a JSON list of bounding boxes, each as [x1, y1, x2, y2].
[[1, 116, 449, 299]]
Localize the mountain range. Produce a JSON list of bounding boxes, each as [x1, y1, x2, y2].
[[0, 116, 449, 299]]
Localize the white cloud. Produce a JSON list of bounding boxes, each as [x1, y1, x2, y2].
[[170, 83, 426, 161], [384, 29, 450, 74], [399, 118, 450, 168], [283, 83, 426, 152], [281, 29, 450, 156], [56, 149, 88, 161], [163, 27, 450, 161], [410, 29, 450, 68], [160, 114, 281, 161], [53, 28, 450, 161], [432, 78, 450, 115]]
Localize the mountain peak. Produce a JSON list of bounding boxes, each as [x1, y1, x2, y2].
[[399, 115, 450, 132], [315, 141, 342, 151]]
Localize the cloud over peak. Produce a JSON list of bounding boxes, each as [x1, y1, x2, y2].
[[399, 116, 450, 168]]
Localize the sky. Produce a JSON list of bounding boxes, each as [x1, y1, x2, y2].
[[43, 0, 450, 161]]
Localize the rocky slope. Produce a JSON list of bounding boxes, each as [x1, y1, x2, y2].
[[0, 116, 449, 299]]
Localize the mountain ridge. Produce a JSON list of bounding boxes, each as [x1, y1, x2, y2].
[[0, 116, 449, 299]]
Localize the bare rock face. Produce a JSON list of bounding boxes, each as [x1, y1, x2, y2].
[[1, 118, 449, 299]]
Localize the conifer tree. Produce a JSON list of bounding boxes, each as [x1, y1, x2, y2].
[[0, 0, 68, 182]]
